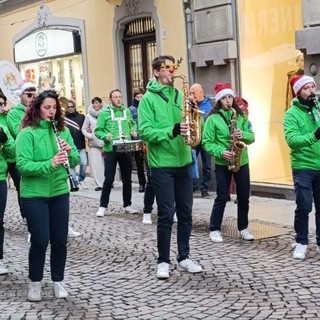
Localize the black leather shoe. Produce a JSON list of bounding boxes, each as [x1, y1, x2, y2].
[[139, 185, 145, 193], [201, 191, 210, 198], [95, 187, 102, 191]]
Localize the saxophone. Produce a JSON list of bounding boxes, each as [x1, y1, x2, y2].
[[228, 107, 246, 173], [174, 75, 203, 147]]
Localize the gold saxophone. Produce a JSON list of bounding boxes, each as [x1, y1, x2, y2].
[[174, 75, 203, 147], [228, 107, 246, 172]]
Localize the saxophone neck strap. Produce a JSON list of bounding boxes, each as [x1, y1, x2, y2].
[[218, 111, 231, 128], [157, 89, 179, 104]]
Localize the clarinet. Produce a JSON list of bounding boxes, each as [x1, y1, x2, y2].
[[51, 120, 79, 192]]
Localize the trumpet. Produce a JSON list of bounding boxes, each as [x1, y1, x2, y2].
[[51, 120, 79, 192]]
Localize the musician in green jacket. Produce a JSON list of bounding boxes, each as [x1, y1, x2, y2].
[[202, 82, 255, 243], [138, 55, 203, 279], [95, 89, 138, 217], [15, 90, 79, 302], [0, 124, 15, 276]]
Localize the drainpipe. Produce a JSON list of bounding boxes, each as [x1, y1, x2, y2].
[[184, 0, 195, 84]]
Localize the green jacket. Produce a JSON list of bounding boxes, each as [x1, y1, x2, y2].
[[202, 109, 255, 166], [138, 80, 192, 168], [7, 103, 26, 139], [94, 104, 137, 153], [0, 112, 15, 163], [284, 97, 320, 170], [16, 120, 80, 198], [0, 125, 15, 181]]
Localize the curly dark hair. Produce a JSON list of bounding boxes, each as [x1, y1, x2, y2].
[[21, 90, 65, 131]]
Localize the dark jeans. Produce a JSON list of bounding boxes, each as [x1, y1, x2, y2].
[[193, 145, 212, 192], [7, 162, 23, 218], [151, 165, 193, 264], [143, 167, 155, 213], [210, 164, 250, 232], [134, 150, 146, 187], [292, 170, 320, 245], [22, 193, 69, 282], [100, 151, 132, 208], [0, 180, 7, 260]]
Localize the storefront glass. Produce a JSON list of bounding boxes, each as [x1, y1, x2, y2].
[[237, 0, 302, 184], [19, 54, 85, 113]]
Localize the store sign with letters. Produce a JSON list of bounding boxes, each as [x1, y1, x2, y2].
[[15, 29, 76, 63]]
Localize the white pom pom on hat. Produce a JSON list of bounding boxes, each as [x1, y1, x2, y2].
[[14, 80, 37, 97]]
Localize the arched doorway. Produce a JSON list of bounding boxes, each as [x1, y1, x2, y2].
[[123, 17, 157, 104]]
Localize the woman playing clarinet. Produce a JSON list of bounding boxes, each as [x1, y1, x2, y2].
[[15, 90, 79, 302]]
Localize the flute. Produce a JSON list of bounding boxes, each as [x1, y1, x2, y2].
[[51, 120, 79, 192]]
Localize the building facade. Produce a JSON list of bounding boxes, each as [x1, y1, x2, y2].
[[0, 0, 314, 189]]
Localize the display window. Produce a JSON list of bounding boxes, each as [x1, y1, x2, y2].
[[19, 54, 85, 114]]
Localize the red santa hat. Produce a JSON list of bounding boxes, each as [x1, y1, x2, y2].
[[290, 75, 316, 97], [214, 82, 235, 102]]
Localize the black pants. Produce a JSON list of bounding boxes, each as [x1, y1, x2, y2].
[[100, 151, 133, 208]]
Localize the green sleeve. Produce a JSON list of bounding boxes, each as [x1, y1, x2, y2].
[[16, 130, 56, 176]]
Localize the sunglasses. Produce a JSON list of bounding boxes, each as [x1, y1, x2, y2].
[[23, 93, 37, 98], [160, 63, 180, 71], [0, 102, 7, 107]]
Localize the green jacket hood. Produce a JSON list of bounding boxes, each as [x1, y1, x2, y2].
[[12, 103, 27, 112], [146, 80, 175, 94]]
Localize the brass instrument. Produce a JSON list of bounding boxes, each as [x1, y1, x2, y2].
[[58, 97, 69, 115], [51, 120, 79, 192], [174, 75, 203, 147], [228, 107, 246, 173]]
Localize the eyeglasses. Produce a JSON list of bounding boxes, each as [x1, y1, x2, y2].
[[160, 63, 180, 71], [23, 93, 36, 98], [0, 102, 7, 107]]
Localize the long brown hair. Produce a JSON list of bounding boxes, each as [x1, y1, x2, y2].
[[207, 98, 245, 118], [21, 90, 65, 131]]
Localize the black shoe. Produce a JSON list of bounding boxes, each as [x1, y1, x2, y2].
[[201, 191, 210, 198], [139, 185, 145, 193], [95, 187, 102, 191]]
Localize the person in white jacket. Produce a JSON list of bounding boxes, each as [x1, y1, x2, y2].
[[82, 97, 106, 191]]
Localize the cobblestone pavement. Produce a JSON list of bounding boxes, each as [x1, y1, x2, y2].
[[1, 187, 320, 320]]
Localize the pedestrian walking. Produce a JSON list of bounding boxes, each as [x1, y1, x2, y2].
[[82, 97, 105, 191], [138, 55, 203, 279], [15, 90, 80, 301], [284, 75, 320, 259], [64, 99, 88, 190], [203, 82, 255, 243]]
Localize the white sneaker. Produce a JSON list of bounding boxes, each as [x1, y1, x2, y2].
[[96, 206, 106, 217], [142, 213, 152, 224], [124, 205, 138, 214], [68, 226, 81, 237], [79, 181, 88, 190], [0, 260, 8, 275], [293, 243, 308, 259], [156, 262, 170, 279], [240, 229, 254, 241], [178, 258, 203, 273], [27, 282, 42, 302], [53, 282, 68, 299], [209, 231, 223, 243]]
